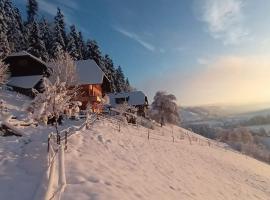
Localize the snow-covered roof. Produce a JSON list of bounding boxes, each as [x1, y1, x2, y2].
[[48, 59, 106, 85], [7, 75, 43, 89], [75, 60, 105, 85], [6, 51, 47, 66], [108, 91, 147, 106]]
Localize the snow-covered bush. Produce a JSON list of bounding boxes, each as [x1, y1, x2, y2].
[[137, 116, 155, 129], [115, 102, 137, 124], [0, 59, 9, 87], [150, 91, 181, 127], [30, 53, 80, 133]]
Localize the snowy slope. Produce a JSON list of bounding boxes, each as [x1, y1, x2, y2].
[[63, 118, 270, 200], [1, 90, 270, 200], [0, 90, 83, 200]]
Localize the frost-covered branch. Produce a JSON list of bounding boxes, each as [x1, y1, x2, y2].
[[150, 91, 181, 126], [30, 53, 80, 133], [49, 52, 78, 86]]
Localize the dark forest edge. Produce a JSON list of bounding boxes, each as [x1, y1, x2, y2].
[[0, 0, 132, 93]]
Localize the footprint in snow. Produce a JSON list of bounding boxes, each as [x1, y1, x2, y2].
[[88, 176, 100, 183], [97, 135, 103, 143]]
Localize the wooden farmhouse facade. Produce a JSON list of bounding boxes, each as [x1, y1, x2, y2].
[[4, 51, 110, 111]]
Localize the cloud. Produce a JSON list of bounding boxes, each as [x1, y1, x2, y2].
[[38, 0, 75, 25], [197, 57, 209, 65], [197, 0, 249, 45], [38, 0, 58, 16], [113, 26, 155, 51], [139, 55, 270, 106], [56, 0, 79, 10]]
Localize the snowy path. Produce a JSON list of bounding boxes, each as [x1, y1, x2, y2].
[[0, 132, 48, 200], [62, 119, 270, 200]]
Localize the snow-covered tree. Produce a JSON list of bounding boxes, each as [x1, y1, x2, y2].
[[52, 23, 65, 58], [26, 0, 38, 24], [49, 52, 78, 86], [85, 40, 102, 66], [27, 21, 48, 61], [31, 53, 79, 133], [67, 25, 81, 60], [78, 31, 86, 59], [0, 59, 9, 87], [150, 91, 180, 126], [39, 17, 53, 60], [124, 78, 133, 92], [0, 1, 10, 59], [103, 54, 116, 92], [115, 66, 126, 92], [54, 8, 67, 49], [10, 7, 26, 52]]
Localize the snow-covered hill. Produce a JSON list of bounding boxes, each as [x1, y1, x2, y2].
[[63, 118, 270, 200], [1, 90, 270, 200]]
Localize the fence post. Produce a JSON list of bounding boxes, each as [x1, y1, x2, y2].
[[47, 135, 50, 153], [65, 131, 68, 150], [118, 121, 121, 132], [57, 134, 60, 145]]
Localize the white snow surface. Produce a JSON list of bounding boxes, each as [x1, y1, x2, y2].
[[0, 90, 83, 200], [108, 91, 147, 107], [8, 75, 43, 89], [1, 90, 270, 200], [63, 118, 270, 200], [75, 60, 105, 85]]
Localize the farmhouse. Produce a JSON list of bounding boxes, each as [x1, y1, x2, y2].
[[4, 51, 110, 110], [69, 60, 110, 110], [4, 51, 51, 96], [108, 91, 149, 117]]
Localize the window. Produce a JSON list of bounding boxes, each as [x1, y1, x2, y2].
[[115, 97, 129, 104]]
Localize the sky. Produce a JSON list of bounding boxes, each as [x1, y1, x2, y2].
[[13, 0, 270, 106]]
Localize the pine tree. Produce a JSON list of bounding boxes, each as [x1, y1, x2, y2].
[[115, 66, 126, 92], [67, 25, 81, 60], [78, 32, 86, 59], [27, 21, 48, 61], [27, 0, 38, 24], [4, 0, 25, 52], [39, 17, 53, 59], [125, 78, 132, 92], [103, 54, 116, 92], [12, 7, 26, 51], [85, 40, 102, 65], [54, 8, 67, 49], [0, 1, 10, 59], [52, 23, 65, 58]]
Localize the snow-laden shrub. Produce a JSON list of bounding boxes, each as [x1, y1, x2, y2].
[[30, 53, 80, 133], [137, 116, 155, 129], [115, 102, 138, 124], [31, 77, 79, 123]]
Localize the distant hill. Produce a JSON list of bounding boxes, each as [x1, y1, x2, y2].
[[180, 104, 270, 123]]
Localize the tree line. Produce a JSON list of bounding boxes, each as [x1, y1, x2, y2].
[[0, 0, 131, 93]]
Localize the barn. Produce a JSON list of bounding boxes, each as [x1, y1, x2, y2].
[[4, 51, 51, 96], [108, 91, 149, 117]]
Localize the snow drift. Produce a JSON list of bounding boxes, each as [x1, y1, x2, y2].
[[62, 117, 270, 200]]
